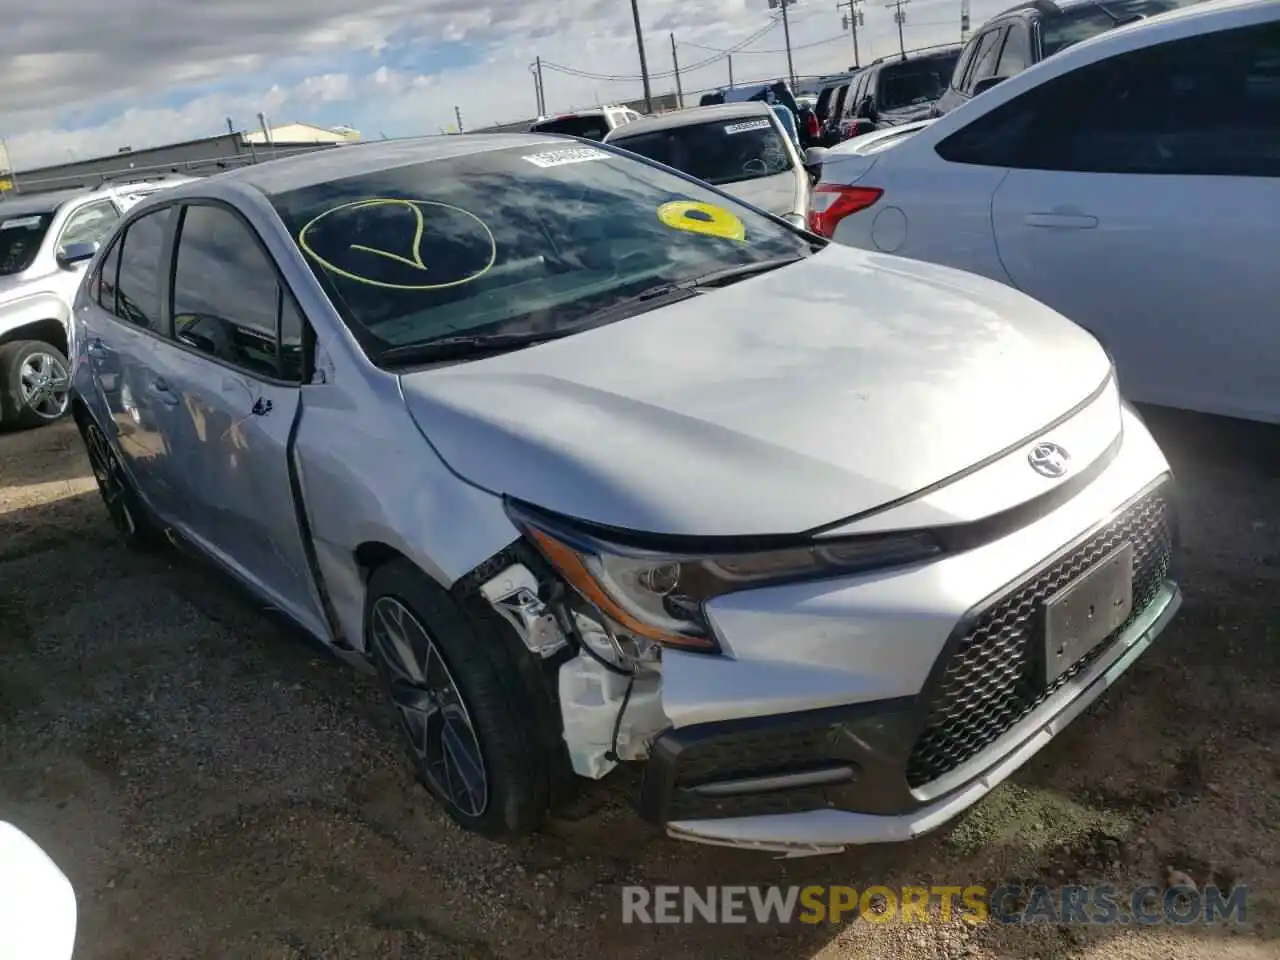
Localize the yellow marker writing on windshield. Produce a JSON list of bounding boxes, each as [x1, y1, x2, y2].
[[297, 198, 497, 291], [656, 200, 746, 242]]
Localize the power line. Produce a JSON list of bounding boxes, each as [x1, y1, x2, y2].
[[540, 19, 779, 82]]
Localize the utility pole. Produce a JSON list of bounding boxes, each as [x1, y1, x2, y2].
[[767, 0, 798, 89], [531, 57, 546, 115], [837, 0, 865, 67], [454, 105, 464, 133], [885, 0, 910, 58], [960, 0, 971, 41], [670, 33, 684, 108], [629, 0, 654, 112], [728, 54, 735, 88]]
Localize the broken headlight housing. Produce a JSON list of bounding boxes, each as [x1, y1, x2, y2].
[[506, 501, 942, 653]]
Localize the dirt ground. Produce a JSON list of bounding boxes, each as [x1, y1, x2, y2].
[[1, 407, 1277, 960]]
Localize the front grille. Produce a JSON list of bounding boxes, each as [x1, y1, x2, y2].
[[905, 487, 1173, 789]]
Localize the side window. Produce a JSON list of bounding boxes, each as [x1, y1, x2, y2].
[[967, 27, 1009, 91], [936, 21, 1280, 178], [171, 204, 304, 381], [113, 208, 172, 332], [950, 36, 982, 91], [279, 294, 307, 383], [58, 200, 121, 253], [996, 23, 1033, 77], [93, 237, 122, 312]]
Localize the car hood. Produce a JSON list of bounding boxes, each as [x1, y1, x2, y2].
[[716, 171, 803, 217], [399, 244, 1111, 537]]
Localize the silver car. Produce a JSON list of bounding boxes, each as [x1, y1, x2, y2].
[[604, 102, 818, 227], [69, 134, 1181, 856]]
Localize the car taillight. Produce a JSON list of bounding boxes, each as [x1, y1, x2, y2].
[[807, 185, 884, 238], [805, 113, 820, 137]]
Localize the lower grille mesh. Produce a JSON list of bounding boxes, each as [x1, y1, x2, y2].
[[905, 488, 1173, 789]]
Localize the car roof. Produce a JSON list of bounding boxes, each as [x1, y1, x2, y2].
[[0, 188, 92, 217], [866, 44, 963, 70], [185, 133, 576, 196], [603, 101, 774, 139]]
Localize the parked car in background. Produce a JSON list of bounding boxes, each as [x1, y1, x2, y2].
[[71, 132, 1180, 856], [814, 73, 860, 145], [0, 177, 190, 429], [697, 81, 821, 148], [529, 106, 643, 141], [932, 0, 1208, 117], [604, 101, 813, 226], [840, 46, 962, 138], [812, 0, 1280, 424]]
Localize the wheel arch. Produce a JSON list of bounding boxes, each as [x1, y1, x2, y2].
[[0, 319, 69, 357]]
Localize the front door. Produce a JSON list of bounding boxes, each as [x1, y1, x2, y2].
[[155, 201, 325, 636]]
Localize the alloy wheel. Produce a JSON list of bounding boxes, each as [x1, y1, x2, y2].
[[83, 422, 137, 538], [371, 596, 489, 817], [18, 351, 71, 420]]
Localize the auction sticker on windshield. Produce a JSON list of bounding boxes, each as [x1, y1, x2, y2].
[[657, 200, 746, 241], [724, 119, 772, 135], [522, 147, 612, 168], [1, 216, 43, 230]]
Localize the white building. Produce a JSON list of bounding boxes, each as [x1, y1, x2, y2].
[[244, 122, 361, 145]]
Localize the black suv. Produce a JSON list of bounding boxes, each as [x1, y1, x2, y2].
[[931, 0, 1208, 117], [837, 46, 962, 139]]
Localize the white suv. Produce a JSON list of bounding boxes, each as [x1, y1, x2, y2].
[[0, 178, 191, 429]]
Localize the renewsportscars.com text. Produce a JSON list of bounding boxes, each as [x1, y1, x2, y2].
[[621, 884, 1248, 926]]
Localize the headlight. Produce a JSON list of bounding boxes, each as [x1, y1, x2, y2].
[[507, 501, 941, 652]]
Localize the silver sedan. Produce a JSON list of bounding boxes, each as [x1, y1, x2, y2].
[[70, 133, 1181, 856]]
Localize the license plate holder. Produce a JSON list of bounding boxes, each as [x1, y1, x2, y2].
[[1042, 542, 1135, 687]]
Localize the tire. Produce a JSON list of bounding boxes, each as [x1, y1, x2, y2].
[[365, 559, 558, 839], [0, 340, 72, 430], [75, 409, 166, 551]]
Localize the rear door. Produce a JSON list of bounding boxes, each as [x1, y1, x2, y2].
[[153, 201, 325, 631], [80, 206, 183, 513], [989, 20, 1280, 421]]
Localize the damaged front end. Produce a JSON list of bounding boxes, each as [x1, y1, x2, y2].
[[477, 560, 670, 781]]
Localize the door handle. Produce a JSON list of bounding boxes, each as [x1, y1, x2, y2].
[[1023, 212, 1099, 229]]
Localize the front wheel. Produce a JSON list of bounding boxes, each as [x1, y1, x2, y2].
[[0, 340, 72, 430], [365, 559, 558, 839]]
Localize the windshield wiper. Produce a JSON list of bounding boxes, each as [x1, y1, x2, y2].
[[377, 329, 577, 366], [680, 255, 809, 289]]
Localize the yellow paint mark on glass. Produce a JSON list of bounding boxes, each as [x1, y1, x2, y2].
[[656, 200, 746, 242], [297, 197, 497, 291]]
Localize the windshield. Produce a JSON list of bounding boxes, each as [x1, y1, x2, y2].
[[269, 143, 812, 361], [1040, 0, 1205, 57], [610, 117, 794, 186], [530, 115, 610, 140], [0, 212, 54, 276], [877, 55, 961, 110]]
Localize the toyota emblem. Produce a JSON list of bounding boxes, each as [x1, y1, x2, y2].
[[1028, 441, 1071, 478]]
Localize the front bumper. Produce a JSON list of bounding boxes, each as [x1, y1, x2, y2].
[[638, 416, 1182, 855]]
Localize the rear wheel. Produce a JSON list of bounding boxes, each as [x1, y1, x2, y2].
[[77, 412, 164, 551], [365, 559, 558, 839], [0, 340, 72, 429]]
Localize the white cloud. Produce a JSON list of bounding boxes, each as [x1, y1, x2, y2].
[[0, 0, 1015, 170]]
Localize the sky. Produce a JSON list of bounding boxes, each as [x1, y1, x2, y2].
[[0, 0, 1019, 172]]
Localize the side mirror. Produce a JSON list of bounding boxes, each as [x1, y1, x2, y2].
[[0, 822, 78, 960], [803, 146, 828, 173], [972, 75, 1007, 97], [56, 242, 98, 270]]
